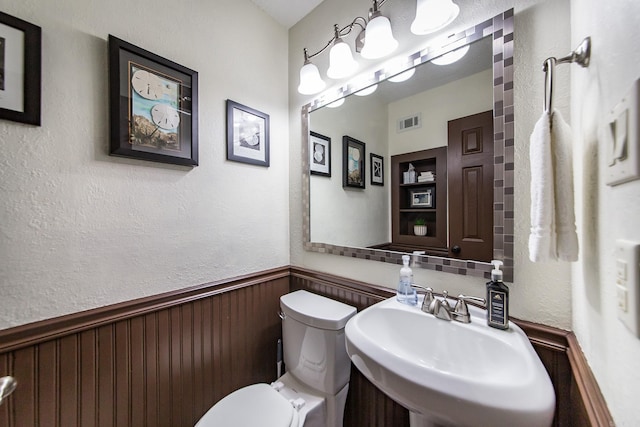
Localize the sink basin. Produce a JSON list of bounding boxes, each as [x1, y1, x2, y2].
[[345, 296, 555, 427]]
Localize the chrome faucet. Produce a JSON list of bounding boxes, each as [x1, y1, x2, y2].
[[430, 290, 453, 320], [410, 288, 486, 324]]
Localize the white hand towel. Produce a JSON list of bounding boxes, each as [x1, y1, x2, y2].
[[528, 110, 579, 262], [529, 113, 556, 262]]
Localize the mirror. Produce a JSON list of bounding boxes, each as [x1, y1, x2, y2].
[[302, 10, 515, 282]]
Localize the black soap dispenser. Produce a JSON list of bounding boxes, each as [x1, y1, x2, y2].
[[486, 260, 509, 330]]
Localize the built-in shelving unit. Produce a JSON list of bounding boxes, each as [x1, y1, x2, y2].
[[390, 147, 447, 255]]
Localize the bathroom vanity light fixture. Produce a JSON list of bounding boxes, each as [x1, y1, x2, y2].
[[359, 0, 398, 59], [385, 58, 417, 82], [298, 48, 327, 95], [354, 84, 378, 96], [350, 74, 379, 96], [298, 0, 462, 95], [388, 68, 415, 82], [431, 44, 469, 65], [326, 97, 345, 108], [326, 24, 360, 80], [298, 0, 398, 95], [411, 0, 460, 35]]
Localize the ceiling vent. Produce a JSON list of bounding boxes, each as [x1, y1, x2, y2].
[[397, 113, 422, 133]]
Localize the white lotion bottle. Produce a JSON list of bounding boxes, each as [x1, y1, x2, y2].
[[397, 254, 417, 305]]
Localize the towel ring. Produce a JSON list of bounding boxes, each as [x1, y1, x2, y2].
[[542, 37, 591, 117]]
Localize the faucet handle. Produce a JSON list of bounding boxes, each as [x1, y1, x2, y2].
[[411, 285, 434, 314], [453, 295, 486, 323]]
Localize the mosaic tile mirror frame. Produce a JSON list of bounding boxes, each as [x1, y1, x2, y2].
[[301, 9, 515, 282]]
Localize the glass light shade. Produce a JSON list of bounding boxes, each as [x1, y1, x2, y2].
[[431, 45, 470, 65], [298, 62, 326, 95], [388, 68, 415, 82], [326, 98, 345, 108], [360, 15, 398, 59], [411, 0, 460, 35], [327, 40, 359, 79], [354, 84, 378, 96]]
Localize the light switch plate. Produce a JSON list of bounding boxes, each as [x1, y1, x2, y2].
[[606, 79, 640, 186], [616, 240, 640, 337]]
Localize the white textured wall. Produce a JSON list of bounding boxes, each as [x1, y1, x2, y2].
[[289, 0, 572, 329], [310, 95, 389, 247], [388, 69, 493, 155], [571, 0, 640, 425], [0, 0, 290, 329]]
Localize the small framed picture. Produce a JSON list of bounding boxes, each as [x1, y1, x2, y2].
[[0, 12, 41, 126], [309, 131, 331, 177], [370, 153, 384, 186], [226, 99, 270, 167], [342, 135, 365, 189], [108, 35, 198, 166], [410, 188, 435, 208]]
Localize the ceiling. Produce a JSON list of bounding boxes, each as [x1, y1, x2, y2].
[[250, 0, 325, 28]]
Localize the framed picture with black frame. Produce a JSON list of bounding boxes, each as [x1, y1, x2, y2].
[[108, 35, 198, 166], [309, 131, 331, 177], [0, 11, 41, 126], [226, 99, 270, 167], [342, 135, 365, 189], [370, 153, 384, 186]]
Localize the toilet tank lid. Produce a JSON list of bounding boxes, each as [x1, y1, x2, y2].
[[280, 290, 357, 330]]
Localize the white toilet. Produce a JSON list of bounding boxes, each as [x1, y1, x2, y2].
[[195, 290, 357, 427]]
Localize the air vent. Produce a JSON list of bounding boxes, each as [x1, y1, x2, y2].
[[397, 113, 422, 133]]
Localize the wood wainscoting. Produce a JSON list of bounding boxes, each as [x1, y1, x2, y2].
[[0, 266, 612, 426], [0, 268, 290, 427]]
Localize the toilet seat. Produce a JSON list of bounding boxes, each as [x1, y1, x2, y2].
[[195, 383, 299, 427]]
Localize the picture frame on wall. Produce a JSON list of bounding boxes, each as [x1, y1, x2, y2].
[[226, 99, 270, 167], [309, 131, 331, 177], [108, 35, 199, 166], [370, 153, 384, 186], [0, 11, 41, 126], [342, 135, 365, 189]]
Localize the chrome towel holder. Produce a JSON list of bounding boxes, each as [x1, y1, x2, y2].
[[542, 37, 592, 116]]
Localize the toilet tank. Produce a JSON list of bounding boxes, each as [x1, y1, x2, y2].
[[280, 291, 357, 395]]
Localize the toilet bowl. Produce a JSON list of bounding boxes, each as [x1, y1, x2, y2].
[[195, 290, 356, 427]]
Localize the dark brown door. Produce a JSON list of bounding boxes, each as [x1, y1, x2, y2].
[[448, 110, 494, 262]]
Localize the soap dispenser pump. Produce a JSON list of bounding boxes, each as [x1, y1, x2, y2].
[[397, 255, 417, 306], [486, 260, 509, 329]]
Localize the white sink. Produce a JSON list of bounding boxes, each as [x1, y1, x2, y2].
[[345, 296, 555, 427]]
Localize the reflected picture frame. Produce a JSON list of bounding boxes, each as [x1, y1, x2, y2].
[[342, 135, 365, 189], [108, 35, 199, 166], [370, 153, 384, 186], [0, 11, 41, 126], [310, 131, 331, 177], [226, 99, 270, 167]]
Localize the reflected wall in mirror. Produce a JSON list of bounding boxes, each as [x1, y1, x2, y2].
[[302, 10, 514, 282]]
